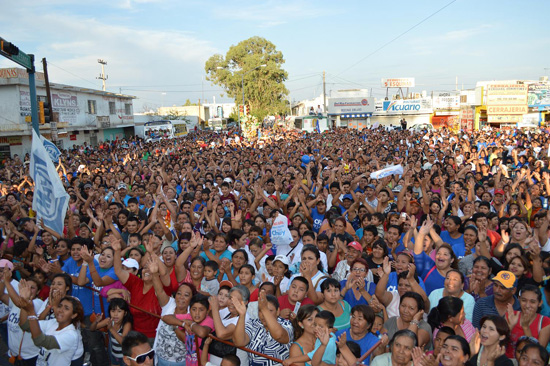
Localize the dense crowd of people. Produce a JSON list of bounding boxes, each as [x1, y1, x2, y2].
[[1, 125, 550, 366]]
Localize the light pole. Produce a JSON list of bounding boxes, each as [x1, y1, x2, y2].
[[242, 64, 267, 127]]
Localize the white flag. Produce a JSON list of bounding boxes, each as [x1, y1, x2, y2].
[[30, 130, 69, 235], [370, 164, 404, 180], [40, 135, 61, 162]]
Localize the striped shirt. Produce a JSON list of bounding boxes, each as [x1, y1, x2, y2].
[[472, 295, 520, 329]]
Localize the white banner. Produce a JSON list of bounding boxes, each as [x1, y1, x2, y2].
[[370, 164, 404, 180], [30, 130, 69, 235], [40, 135, 62, 162]]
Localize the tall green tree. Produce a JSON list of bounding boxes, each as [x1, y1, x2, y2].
[[205, 36, 289, 120]]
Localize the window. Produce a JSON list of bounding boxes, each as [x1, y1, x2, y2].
[[88, 100, 97, 114], [109, 102, 116, 115], [124, 103, 132, 115]]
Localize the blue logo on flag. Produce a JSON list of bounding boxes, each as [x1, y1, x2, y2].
[[42, 138, 61, 162], [31, 153, 68, 235]]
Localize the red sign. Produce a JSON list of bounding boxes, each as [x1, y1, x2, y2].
[[70, 135, 77, 141]]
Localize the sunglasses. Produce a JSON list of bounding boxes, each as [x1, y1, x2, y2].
[[127, 349, 154, 364]]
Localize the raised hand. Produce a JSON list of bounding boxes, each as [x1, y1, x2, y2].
[[208, 295, 219, 311], [232, 295, 247, 316], [316, 327, 330, 346], [335, 332, 347, 349], [506, 303, 519, 329], [80, 246, 94, 263], [382, 256, 391, 276], [18, 279, 32, 301]]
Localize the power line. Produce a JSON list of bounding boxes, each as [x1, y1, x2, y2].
[[46, 61, 100, 88], [336, 0, 457, 76]]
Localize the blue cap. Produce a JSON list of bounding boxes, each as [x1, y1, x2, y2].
[[343, 194, 354, 201]]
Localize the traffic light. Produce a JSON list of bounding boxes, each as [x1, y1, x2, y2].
[[245, 105, 250, 116], [0, 40, 19, 56], [38, 101, 51, 124], [239, 105, 244, 116]]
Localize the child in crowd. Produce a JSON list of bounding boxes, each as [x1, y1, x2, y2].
[[90, 298, 133, 366], [309, 310, 338, 366], [277, 276, 314, 319], [201, 260, 220, 296]]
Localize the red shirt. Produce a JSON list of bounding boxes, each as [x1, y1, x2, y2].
[[507, 313, 550, 358], [277, 294, 314, 312], [123, 273, 161, 338]]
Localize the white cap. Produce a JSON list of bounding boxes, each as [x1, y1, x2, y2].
[[273, 255, 289, 266], [122, 258, 139, 270]]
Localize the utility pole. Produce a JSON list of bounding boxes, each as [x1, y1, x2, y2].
[[42, 58, 57, 142], [323, 71, 327, 117], [97, 59, 108, 91]]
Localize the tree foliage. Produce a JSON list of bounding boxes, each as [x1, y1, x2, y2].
[[205, 36, 289, 120]]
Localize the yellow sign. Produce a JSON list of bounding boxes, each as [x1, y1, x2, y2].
[[488, 115, 521, 123], [25, 116, 31, 123], [487, 105, 528, 114], [487, 84, 528, 106]]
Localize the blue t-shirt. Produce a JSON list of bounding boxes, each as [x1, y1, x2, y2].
[[385, 272, 427, 293], [413, 251, 435, 279], [423, 267, 445, 296], [86, 264, 118, 314], [307, 333, 337, 364], [311, 208, 325, 233], [62, 258, 93, 316], [440, 231, 465, 259], [339, 280, 375, 308], [200, 249, 233, 262], [335, 328, 379, 366]]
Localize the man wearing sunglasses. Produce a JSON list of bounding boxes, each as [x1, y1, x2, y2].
[[122, 331, 155, 366]]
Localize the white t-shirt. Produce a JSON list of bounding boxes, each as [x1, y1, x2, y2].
[[36, 319, 79, 366], [153, 297, 187, 363], [35, 299, 84, 361], [7, 296, 44, 359], [0, 279, 19, 323], [209, 308, 250, 366]]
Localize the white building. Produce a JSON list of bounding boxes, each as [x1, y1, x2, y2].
[[0, 67, 136, 158]]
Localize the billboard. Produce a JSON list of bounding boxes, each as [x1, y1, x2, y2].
[[460, 107, 474, 132], [528, 83, 550, 109], [383, 98, 432, 114], [486, 84, 528, 106], [433, 92, 460, 110], [381, 78, 415, 88], [328, 97, 375, 114], [52, 93, 79, 125]]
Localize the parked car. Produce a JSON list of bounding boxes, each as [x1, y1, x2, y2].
[[409, 123, 434, 132]]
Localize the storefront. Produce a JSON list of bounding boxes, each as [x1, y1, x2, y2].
[[328, 97, 375, 129], [371, 98, 433, 127], [0, 136, 22, 160]]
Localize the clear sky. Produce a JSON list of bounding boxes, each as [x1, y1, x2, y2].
[[1, 0, 548, 112]]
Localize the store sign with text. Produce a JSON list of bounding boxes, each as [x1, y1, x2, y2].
[[328, 97, 375, 114], [383, 98, 432, 114], [381, 78, 415, 88]]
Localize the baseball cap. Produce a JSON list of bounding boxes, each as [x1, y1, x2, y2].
[[118, 183, 127, 190], [409, 199, 420, 206], [223, 177, 233, 183], [219, 280, 233, 289], [343, 194, 354, 201], [494, 189, 505, 196], [0, 259, 13, 270], [122, 258, 139, 270], [273, 255, 290, 266], [348, 241, 362, 252], [492, 271, 516, 289], [366, 184, 376, 189]]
